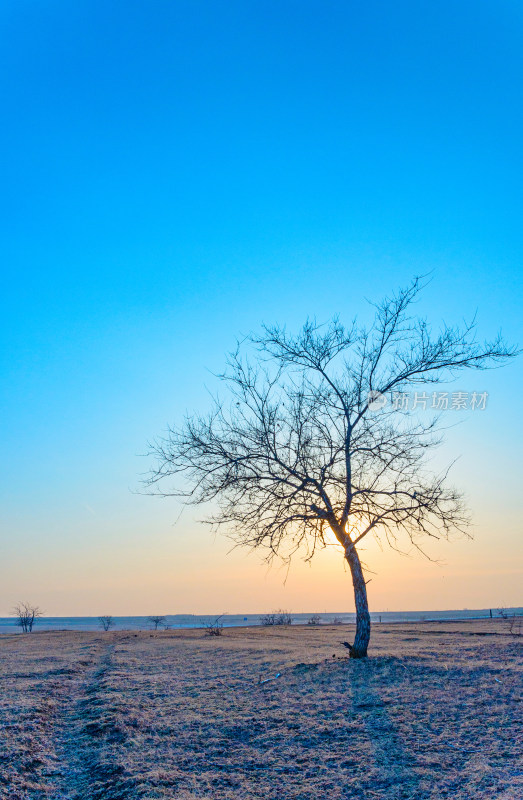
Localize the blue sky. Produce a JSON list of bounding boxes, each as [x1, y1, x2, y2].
[[1, 1, 522, 614]]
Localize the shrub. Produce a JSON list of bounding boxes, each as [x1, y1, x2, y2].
[[498, 608, 522, 636], [202, 615, 224, 636], [260, 613, 277, 626], [260, 610, 293, 626], [12, 603, 43, 633]]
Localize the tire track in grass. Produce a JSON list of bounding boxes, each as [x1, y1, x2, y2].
[[0, 635, 104, 800], [50, 639, 143, 800]]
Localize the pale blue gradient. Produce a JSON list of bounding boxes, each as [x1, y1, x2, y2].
[[1, 1, 521, 614]]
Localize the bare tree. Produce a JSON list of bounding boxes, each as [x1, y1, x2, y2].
[[98, 615, 114, 632], [12, 602, 43, 633], [146, 279, 517, 657], [148, 615, 167, 630]]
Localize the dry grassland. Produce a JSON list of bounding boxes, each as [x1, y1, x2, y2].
[[0, 620, 521, 799]]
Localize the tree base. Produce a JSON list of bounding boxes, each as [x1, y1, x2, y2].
[[349, 646, 368, 659]]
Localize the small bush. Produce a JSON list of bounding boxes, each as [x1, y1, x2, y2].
[[275, 610, 293, 625], [260, 610, 293, 626], [202, 615, 224, 636], [260, 613, 276, 626], [307, 615, 321, 625], [498, 608, 522, 636], [12, 602, 43, 633]]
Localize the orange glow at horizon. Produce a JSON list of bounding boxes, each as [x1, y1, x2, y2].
[[1, 506, 520, 617]]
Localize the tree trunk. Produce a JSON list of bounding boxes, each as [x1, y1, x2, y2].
[[345, 545, 371, 658]]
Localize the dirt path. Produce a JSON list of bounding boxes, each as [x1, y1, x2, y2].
[[47, 638, 144, 800], [0, 635, 96, 799], [0, 634, 141, 800]]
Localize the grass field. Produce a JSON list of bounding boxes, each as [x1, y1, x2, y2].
[[0, 620, 521, 799]]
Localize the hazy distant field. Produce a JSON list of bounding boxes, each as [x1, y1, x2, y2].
[[0, 621, 521, 800]]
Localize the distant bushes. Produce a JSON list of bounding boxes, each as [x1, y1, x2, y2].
[[260, 610, 293, 626], [260, 612, 346, 626]]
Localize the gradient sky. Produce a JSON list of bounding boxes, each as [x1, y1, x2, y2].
[[1, 1, 522, 616]]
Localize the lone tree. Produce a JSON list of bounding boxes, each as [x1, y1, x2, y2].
[[98, 615, 115, 632], [146, 280, 516, 657], [147, 615, 167, 630], [12, 602, 43, 633]]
